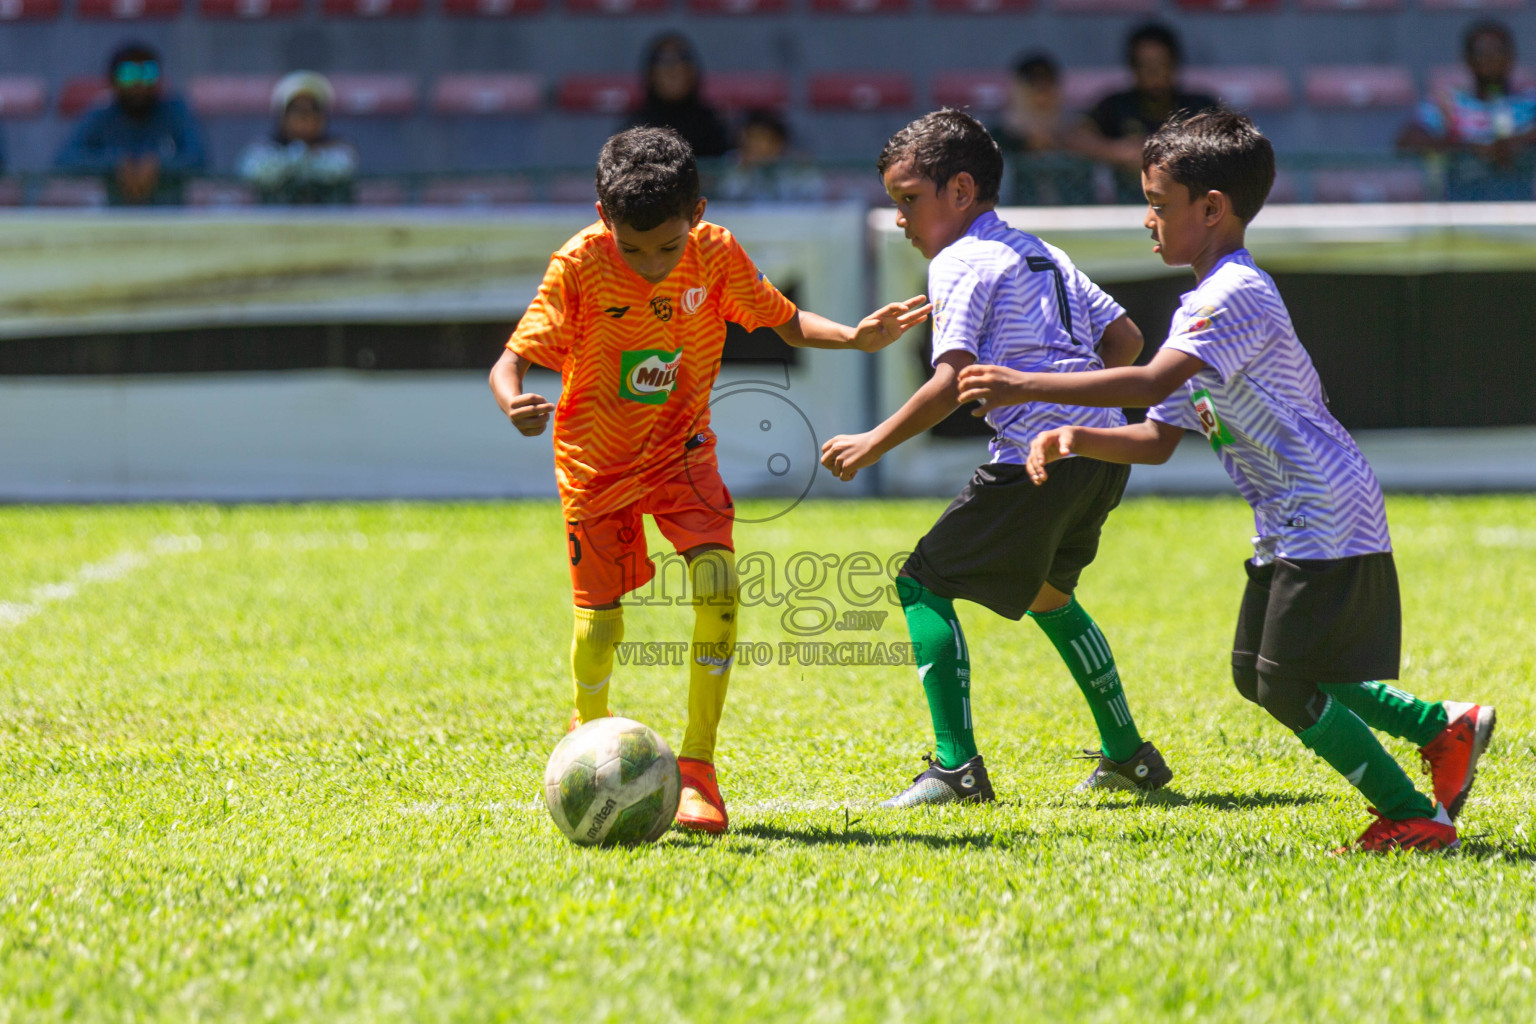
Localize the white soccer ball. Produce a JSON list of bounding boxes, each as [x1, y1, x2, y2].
[[543, 717, 681, 846]]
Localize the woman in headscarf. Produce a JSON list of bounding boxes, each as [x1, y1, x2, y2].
[[239, 72, 359, 204], [626, 34, 732, 160]]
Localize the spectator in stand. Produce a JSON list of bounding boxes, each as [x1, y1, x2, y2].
[[239, 72, 358, 205], [1082, 23, 1219, 203], [1399, 20, 1536, 201], [715, 109, 825, 202], [994, 53, 1096, 206], [54, 43, 207, 206], [626, 34, 731, 161]]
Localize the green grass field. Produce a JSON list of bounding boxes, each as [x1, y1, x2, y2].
[[2, 495, 1533, 1023]]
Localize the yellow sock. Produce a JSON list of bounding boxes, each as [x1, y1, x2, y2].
[[680, 549, 739, 762], [572, 606, 623, 723]]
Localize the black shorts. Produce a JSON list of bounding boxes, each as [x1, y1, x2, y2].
[[899, 457, 1130, 620], [1232, 552, 1401, 684]]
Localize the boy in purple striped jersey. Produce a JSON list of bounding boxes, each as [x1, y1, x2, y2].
[[959, 109, 1495, 853], [821, 109, 1174, 807]]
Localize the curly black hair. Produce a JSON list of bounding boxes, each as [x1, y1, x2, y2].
[[595, 127, 701, 232], [1142, 109, 1275, 224], [876, 108, 1002, 205]]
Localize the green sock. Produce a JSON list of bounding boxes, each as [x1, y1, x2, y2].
[[1028, 597, 1142, 762], [1319, 682, 1449, 748], [897, 577, 976, 770], [1297, 695, 1437, 820]]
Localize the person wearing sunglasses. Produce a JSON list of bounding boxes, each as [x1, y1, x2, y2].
[[54, 42, 208, 206]]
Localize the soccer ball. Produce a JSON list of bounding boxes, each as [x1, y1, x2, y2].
[[543, 717, 681, 846]]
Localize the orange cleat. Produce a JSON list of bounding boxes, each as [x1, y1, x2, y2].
[[1334, 805, 1459, 855], [675, 757, 729, 834], [1419, 702, 1497, 821]]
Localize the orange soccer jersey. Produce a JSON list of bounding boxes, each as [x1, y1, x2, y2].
[[508, 220, 797, 522]]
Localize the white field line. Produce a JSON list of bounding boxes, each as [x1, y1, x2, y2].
[[0, 534, 202, 630]]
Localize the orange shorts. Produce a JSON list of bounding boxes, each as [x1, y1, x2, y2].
[[567, 462, 735, 608]]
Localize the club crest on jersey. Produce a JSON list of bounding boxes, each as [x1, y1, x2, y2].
[[650, 296, 673, 322], [1190, 388, 1235, 451], [681, 287, 707, 315], [619, 347, 683, 405], [1187, 305, 1223, 334]]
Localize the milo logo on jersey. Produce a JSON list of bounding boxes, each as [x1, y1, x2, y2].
[[1190, 388, 1235, 451], [619, 347, 683, 405]]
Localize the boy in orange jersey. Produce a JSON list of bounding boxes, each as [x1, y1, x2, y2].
[[489, 127, 931, 833]]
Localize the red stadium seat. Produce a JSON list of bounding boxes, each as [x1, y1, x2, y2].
[[931, 0, 1032, 12], [1427, 63, 1536, 96], [59, 78, 111, 117], [188, 180, 257, 206], [1061, 67, 1131, 110], [1305, 66, 1416, 109], [0, 0, 61, 19], [1421, 0, 1523, 8], [330, 75, 419, 115], [703, 73, 789, 112], [931, 71, 1011, 112], [1298, 0, 1400, 11], [38, 179, 108, 207], [189, 76, 280, 116], [0, 180, 22, 206], [564, 0, 668, 12], [432, 74, 543, 114], [0, 78, 47, 118], [76, 0, 181, 15], [1266, 169, 1301, 204], [198, 0, 303, 16], [808, 73, 913, 111], [1176, 0, 1280, 11], [1312, 168, 1427, 202], [1053, 0, 1156, 11], [688, 0, 789, 12], [810, 0, 909, 13], [1183, 67, 1294, 110], [441, 0, 543, 11], [321, 0, 422, 15], [557, 74, 640, 115], [422, 177, 536, 205], [549, 173, 597, 202]]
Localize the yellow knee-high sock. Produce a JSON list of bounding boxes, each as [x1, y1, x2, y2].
[[572, 606, 624, 723], [680, 550, 739, 762]]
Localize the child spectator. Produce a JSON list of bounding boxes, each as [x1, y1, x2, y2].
[[54, 42, 208, 206], [239, 72, 359, 205], [715, 109, 826, 202], [626, 34, 732, 161], [994, 54, 1096, 206]]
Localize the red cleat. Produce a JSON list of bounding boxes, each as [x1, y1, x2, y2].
[[1335, 806, 1459, 854], [675, 757, 729, 834], [1420, 702, 1497, 820]]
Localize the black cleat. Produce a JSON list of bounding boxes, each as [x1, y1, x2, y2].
[[880, 753, 996, 808], [1075, 741, 1173, 793]]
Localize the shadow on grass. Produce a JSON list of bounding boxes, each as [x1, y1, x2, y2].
[[727, 822, 997, 850], [1456, 839, 1536, 864], [1096, 789, 1325, 812]]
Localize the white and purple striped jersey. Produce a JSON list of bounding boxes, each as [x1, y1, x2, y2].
[[929, 211, 1128, 465], [1146, 249, 1392, 563]]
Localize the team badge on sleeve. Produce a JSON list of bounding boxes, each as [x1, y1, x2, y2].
[[1187, 305, 1224, 333]]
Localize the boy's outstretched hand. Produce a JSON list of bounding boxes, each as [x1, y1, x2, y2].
[[820, 432, 881, 482], [850, 295, 932, 352], [1025, 427, 1077, 484], [507, 392, 555, 436], [957, 364, 1031, 414]]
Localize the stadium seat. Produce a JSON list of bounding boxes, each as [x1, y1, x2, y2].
[[810, 0, 910, 13], [1183, 67, 1294, 110], [431, 74, 543, 115], [0, 180, 21, 205], [198, 0, 303, 16], [189, 76, 280, 116], [1312, 167, 1427, 202], [702, 73, 790, 112], [1305, 66, 1416, 109], [321, 0, 422, 15], [37, 179, 108, 207], [557, 74, 641, 115], [564, 0, 669, 13], [549, 173, 597, 202], [931, 71, 1010, 112], [330, 75, 419, 115], [689, 0, 790, 12], [1061, 67, 1130, 111], [441, 0, 543, 12], [188, 180, 257, 206], [1428, 63, 1536, 97], [1052, 0, 1156, 11], [1175, 0, 1281, 11], [1266, 169, 1301, 204], [422, 176, 536, 205], [0, 0, 61, 19], [1421, 0, 1524, 8], [76, 0, 182, 15], [0, 77, 47, 118], [355, 179, 409, 204], [930, 0, 1032, 12], [1298, 0, 1400, 10], [59, 78, 111, 117], [808, 73, 914, 111]]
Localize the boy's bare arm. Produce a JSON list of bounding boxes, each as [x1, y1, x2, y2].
[[820, 351, 974, 481], [489, 348, 556, 437], [958, 346, 1206, 412], [773, 296, 933, 353], [1026, 419, 1185, 484], [1097, 314, 1144, 369]]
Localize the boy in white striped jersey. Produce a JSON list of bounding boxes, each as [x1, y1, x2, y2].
[[821, 109, 1174, 806], [960, 110, 1494, 852]]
